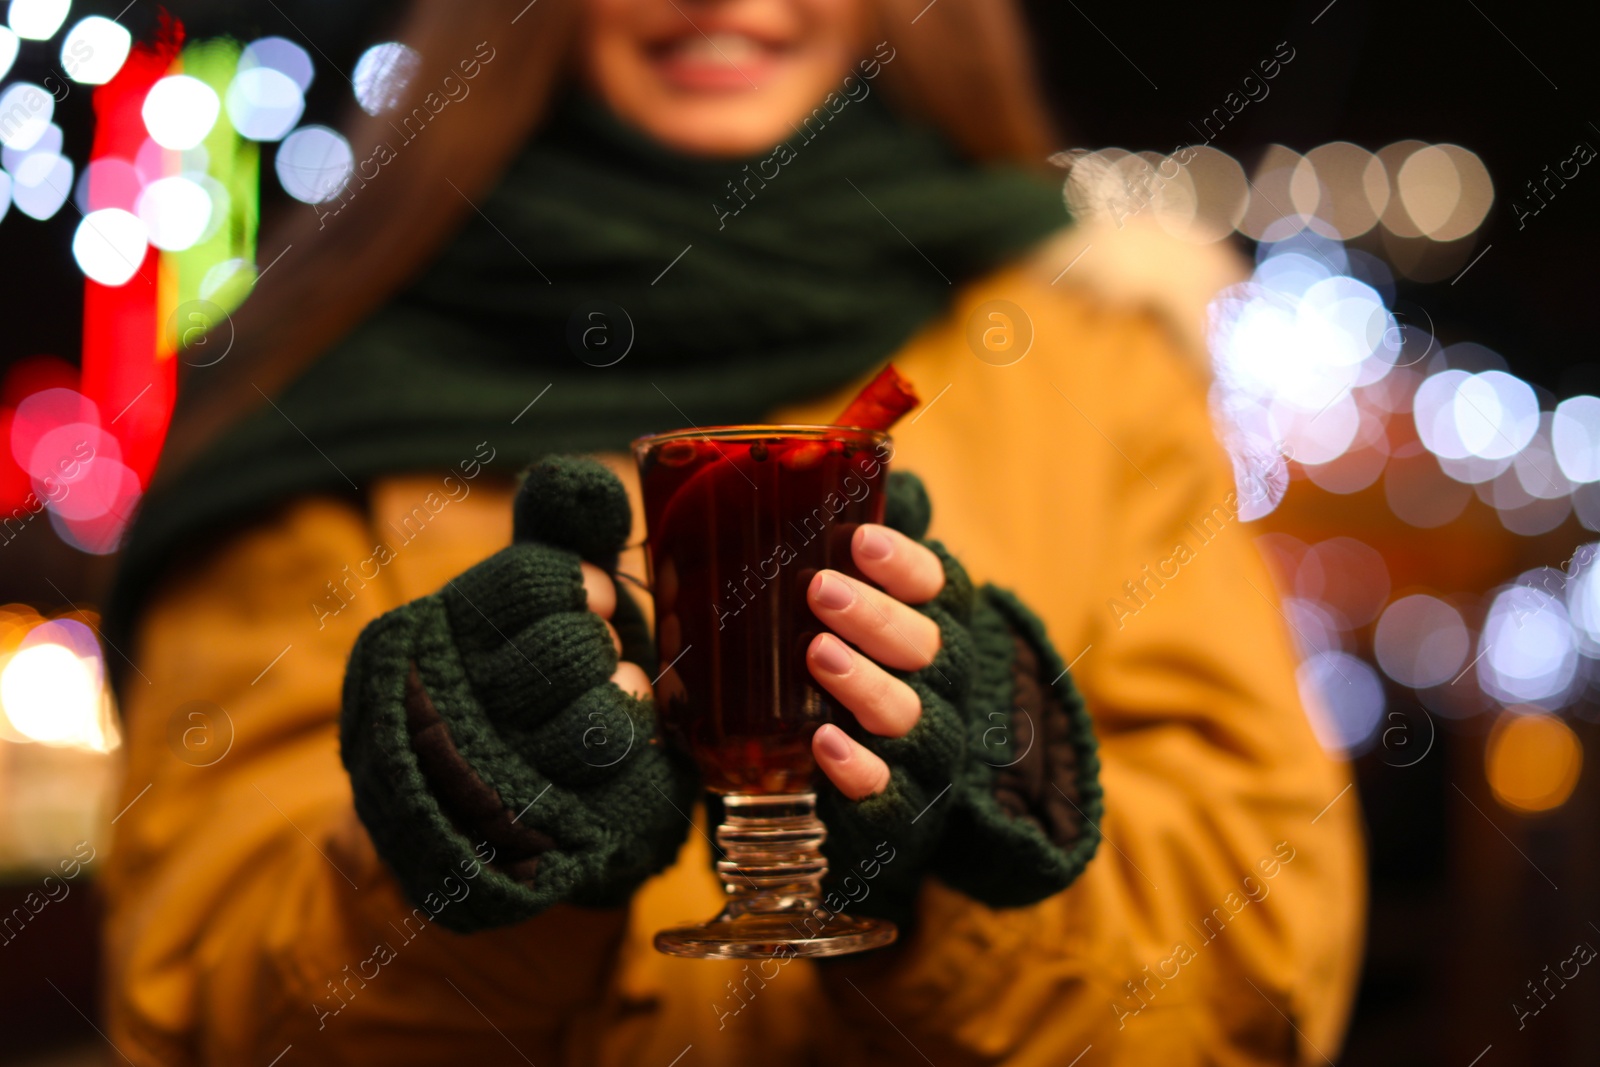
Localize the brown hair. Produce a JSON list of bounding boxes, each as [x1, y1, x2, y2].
[[155, 0, 1058, 483]]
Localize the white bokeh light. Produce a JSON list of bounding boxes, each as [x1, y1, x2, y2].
[[1374, 594, 1469, 688], [0, 26, 18, 81], [274, 125, 352, 203], [1478, 583, 1580, 706], [61, 15, 130, 83], [10, 148, 71, 219], [7, 0, 70, 40], [239, 35, 314, 91], [135, 175, 212, 251], [352, 41, 420, 115], [72, 207, 148, 285], [1513, 414, 1574, 501], [1452, 370, 1539, 461], [1, 117, 59, 171], [1553, 395, 1600, 483], [0, 82, 54, 150], [0, 618, 113, 751], [1283, 597, 1346, 659], [1566, 546, 1600, 655], [1298, 650, 1386, 756], [1414, 369, 1474, 460], [1209, 233, 1399, 493], [141, 75, 221, 150], [224, 65, 304, 141]]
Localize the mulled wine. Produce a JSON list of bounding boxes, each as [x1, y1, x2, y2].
[[634, 426, 891, 794]]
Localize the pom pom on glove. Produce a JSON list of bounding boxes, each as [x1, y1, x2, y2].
[[343, 459, 1102, 935], [341, 457, 697, 933]]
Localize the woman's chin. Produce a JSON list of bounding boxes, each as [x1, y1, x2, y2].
[[621, 90, 819, 158]]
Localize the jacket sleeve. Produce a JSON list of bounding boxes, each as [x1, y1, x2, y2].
[[102, 486, 630, 1065], [810, 296, 1366, 1066]]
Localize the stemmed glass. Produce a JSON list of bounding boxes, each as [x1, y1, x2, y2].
[[633, 425, 899, 959]]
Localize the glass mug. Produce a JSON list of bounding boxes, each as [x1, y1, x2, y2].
[[633, 425, 898, 959]]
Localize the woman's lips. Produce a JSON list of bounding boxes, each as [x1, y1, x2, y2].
[[649, 32, 790, 91]]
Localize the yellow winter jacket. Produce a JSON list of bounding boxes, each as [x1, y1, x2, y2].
[[103, 232, 1365, 1065]]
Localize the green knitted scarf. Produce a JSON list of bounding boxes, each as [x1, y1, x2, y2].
[[107, 86, 1067, 655]]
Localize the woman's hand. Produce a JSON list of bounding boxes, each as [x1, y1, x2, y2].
[[580, 562, 654, 700], [806, 523, 946, 800]]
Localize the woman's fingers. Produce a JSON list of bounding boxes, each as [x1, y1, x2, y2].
[[851, 524, 944, 605], [807, 570, 940, 671], [581, 562, 625, 653], [581, 562, 616, 619], [813, 723, 891, 801], [806, 633, 921, 737], [611, 660, 652, 700]]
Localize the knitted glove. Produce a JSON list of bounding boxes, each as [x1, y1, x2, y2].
[[814, 471, 1103, 925], [341, 457, 698, 933]]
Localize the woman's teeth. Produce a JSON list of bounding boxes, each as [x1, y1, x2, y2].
[[669, 33, 768, 67]]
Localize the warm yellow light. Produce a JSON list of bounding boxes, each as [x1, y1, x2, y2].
[[1376, 140, 1430, 238], [1426, 144, 1493, 242], [0, 641, 112, 750], [1486, 708, 1583, 814], [1298, 142, 1386, 239], [1238, 144, 1309, 241]]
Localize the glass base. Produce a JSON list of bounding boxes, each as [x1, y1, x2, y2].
[[653, 791, 898, 960], [655, 910, 896, 959]]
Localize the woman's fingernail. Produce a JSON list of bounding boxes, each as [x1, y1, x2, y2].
[[856, 526, 894, 561], [812, 572, 854, 610], [815, 724, 851, 762], [813, 633, 852, 675]]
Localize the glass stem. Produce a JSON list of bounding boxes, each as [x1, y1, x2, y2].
[[715, 791, 827, 918]]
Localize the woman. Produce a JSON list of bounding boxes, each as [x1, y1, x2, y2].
[[102, 0, 1364, 1063]]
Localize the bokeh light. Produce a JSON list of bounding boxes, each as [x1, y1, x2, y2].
[[1296, 141, 1386, 239], [1299, 649, 1386, 756], [1237, 144, 1315, 241], [9, 386, 97, 469], [72, 207, 148, 285], [1376, 141, 1430, 239], [239, 35, 314, 91], [7, 0, 69, 40], [135, 174, 213, 252], [0, 618, 115, 751], [1485, 709, 1583, 815], [1478, 582, 1580, 707], [352, 41, 420, 115], [141, 75, 222, 151], [1564, 545, 1600, 656], [1395, 144, 1493, 242], [1552, 395, 1600, 483], [0, 26, 17, 81], [1158, 146, 1248, 244], [10, 147, 72, 220], [73, 155, 140, 213], [0, 82, 54, 150], [274, 124, 352, 203], [61, 15, 131, 84], [1375, 594, 1470, 689], [1, 116, 60, 171], [225, 65, 304, 142]]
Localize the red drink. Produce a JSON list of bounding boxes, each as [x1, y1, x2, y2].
[[634, 426, 892, 794]]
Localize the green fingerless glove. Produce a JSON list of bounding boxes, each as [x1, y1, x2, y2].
[[341, 457, 698, 933], [815, 471, 1103, 925]]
